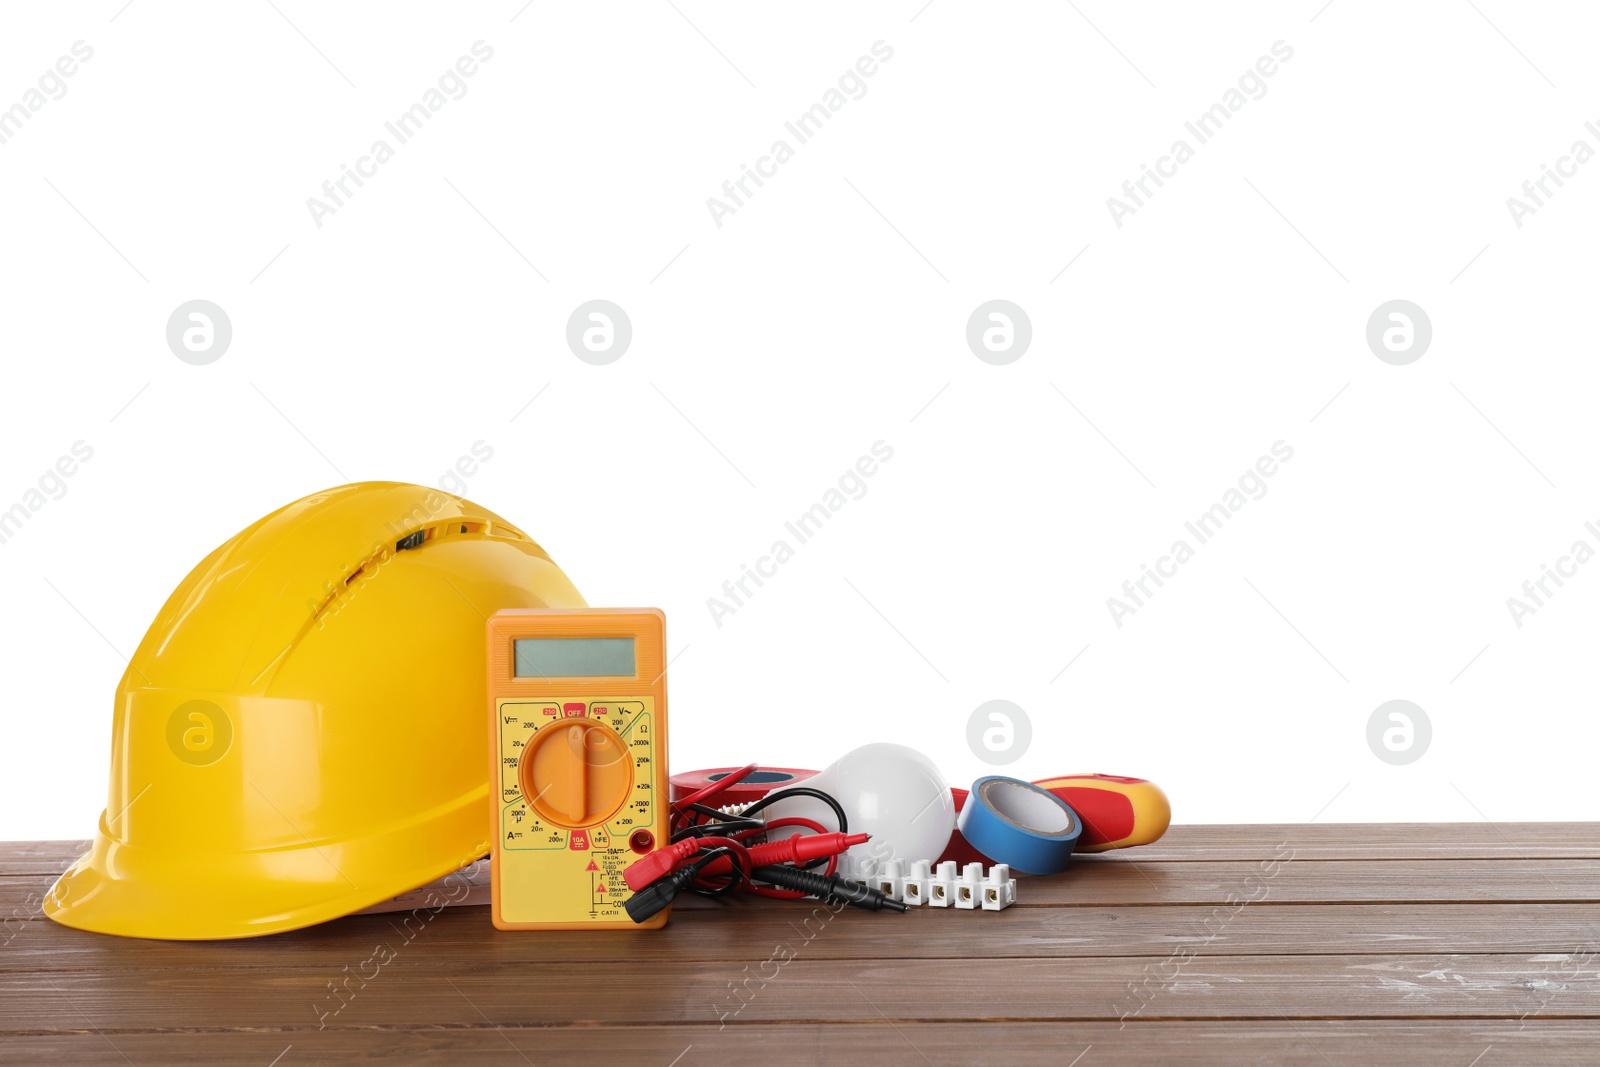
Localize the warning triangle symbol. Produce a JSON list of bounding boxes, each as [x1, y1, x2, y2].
[[597, 884, 607, 894], [585, 859, 600, 872]]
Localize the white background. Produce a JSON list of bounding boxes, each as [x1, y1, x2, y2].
[[2, 1, 1597, 841]]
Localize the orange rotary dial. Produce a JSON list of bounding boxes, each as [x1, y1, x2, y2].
[[518, 721, 633, 829]]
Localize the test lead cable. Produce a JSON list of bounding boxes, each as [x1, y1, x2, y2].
[[624, 764, 902, 920]]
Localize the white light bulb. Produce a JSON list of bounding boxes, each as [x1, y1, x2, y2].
[[760, 743, 955, 865]]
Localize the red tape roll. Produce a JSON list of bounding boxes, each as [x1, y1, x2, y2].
[[669, 767, 819, 806]]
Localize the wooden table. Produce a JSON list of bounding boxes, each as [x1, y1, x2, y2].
[[4, 825, 1598, 1065]]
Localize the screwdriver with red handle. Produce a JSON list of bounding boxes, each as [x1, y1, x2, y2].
[[940, 773, 1170, 866]]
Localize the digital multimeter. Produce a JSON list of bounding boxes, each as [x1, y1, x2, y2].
[[487, 608, 671, 930]]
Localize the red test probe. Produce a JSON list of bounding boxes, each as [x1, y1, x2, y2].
[[621, 764, 908, 923]]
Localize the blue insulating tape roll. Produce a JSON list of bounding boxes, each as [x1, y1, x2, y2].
[[956, 775, 1082, 875]]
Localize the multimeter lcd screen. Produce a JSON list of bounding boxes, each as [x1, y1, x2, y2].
[[513, 637, 635, 678]]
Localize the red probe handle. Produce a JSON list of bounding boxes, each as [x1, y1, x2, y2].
[[698, 832, 867, 878]]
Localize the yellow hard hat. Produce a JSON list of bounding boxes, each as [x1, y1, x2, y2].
[[44, 482, 586, 939]]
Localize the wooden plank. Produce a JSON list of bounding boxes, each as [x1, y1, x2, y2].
[[3, 1021, 1598, 1067], [0, 841, 88, 877], [5, 856, 1598, 926], [1016, 858, 1600, 905], [0, 877, 51, 920], [2, 952, 1597, 1030], [1091, 823, 1600, 861], [2, 901, 1598, 969], [5, 824, 1598, 875]]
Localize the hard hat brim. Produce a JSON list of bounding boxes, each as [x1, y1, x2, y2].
[[44, 787, 490, 940]]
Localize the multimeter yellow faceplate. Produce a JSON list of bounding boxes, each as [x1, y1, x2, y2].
[[487, 609, 670, 930]]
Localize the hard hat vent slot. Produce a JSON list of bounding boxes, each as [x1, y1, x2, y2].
[[394, 520, 492, 556], [396, 530, 428, 552]]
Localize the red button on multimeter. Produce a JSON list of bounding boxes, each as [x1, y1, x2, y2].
[[488, 609, 670, 931]]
